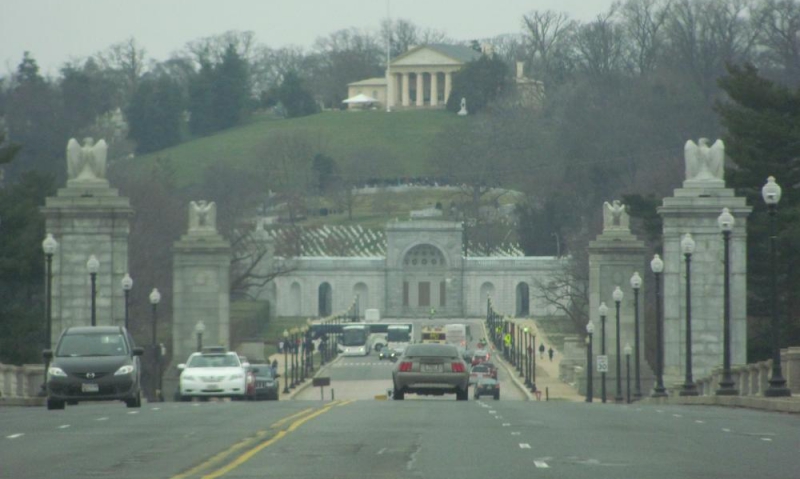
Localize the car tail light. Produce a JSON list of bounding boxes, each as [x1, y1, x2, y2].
[[451, 362, 465, 373], [399, 361, 413, 372]]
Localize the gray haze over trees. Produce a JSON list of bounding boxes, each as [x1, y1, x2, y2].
[[1, 0, 799, 364]]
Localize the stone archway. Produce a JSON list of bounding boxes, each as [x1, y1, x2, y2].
[[353, 282, 368, 311], [401, 244, 447, 315], [516, 282, 530, 317], [318, 282, 332, 317]]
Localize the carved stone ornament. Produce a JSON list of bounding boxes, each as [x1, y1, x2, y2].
[[684, 138, 724, 182], [602, 200, 629, 232], [66, 138, 107, 182], [188, 200, 217, 233]]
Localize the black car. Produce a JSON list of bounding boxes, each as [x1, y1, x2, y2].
[[246, 364, 280, 400], [44, 326, 144, 410], [379, 348, 399, 361], [474, 377, 500, 400]]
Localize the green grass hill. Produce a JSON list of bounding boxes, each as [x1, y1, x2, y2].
[[131, 109, 466, 188]]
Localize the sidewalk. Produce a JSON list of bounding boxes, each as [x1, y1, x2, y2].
[[482, 319, 584, 402], [267, 350, 337, 400]]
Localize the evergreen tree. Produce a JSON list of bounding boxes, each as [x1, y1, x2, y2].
[[716, 63, 800, 360], [188, 59, 216, 136], [277, 71, 319, 118], [126, 75, 184, 153], [212, 44, 250, 130], [446, 55, 510, 114]]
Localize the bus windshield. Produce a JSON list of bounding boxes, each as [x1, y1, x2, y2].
[[341, 327, 368, 346]]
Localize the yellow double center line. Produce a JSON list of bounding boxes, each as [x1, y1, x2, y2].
[[170, 401, 352, 479]]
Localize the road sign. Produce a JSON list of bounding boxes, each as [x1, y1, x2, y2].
[[312, 377, 330, 387], [596, 355, 608, 373]]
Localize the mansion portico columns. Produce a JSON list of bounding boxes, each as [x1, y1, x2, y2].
[[388, 70, 455, 108]]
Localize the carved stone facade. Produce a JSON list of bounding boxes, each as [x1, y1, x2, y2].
[[270, 220, 564, 319]]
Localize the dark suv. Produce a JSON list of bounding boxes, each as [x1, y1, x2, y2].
[[44, 326, 144, 410]]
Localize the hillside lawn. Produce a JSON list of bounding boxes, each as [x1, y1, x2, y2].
[[130, 109, 466, 188]]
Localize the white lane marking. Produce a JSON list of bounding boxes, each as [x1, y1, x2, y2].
[[495, 416, 503, 419], [695, 420, 705, 424], [488, 410, 497, 414], [151, 407, 161, 411], [672, 414, 682, 418], [96, 417, 109, 421], [534, 460, 550, 468], [58, 425, 70, 429], [519, 443, 531, 449], [127, 411, 139, 415], [656, 409, 664, 413], [377, 447, 386, 455], [6, 433, 23, 439], [761, 438, 773, 442], [502, 423, 511, 427], [722, 428, 731, 433], [511, 432, 521, 435], [192, 403, 201, 407]]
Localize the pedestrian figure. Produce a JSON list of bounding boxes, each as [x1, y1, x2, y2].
[[271, 359, 278, 375], [279, 340, 284, 353], [539, 343, 545, 359], [548, 347, 554, 362]]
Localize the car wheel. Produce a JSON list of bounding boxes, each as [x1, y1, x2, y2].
[[374, 344, 383, 352], [494, 392, 500, 400], [66, 400, 78, 406], [47, 398, 65, 410], [125, 391, 141, 408], [456, 388, 469, 401], [474, 393, 480, 400], [392, 388, 404, 400], [179, 395, 191, 402]]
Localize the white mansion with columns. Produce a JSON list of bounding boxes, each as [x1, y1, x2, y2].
[[266, 220, 563, 319], [347, 44, 482, 109]]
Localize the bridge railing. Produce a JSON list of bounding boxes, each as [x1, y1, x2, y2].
[[694, 347, 800, 397], [0, 363, 44, 402], [486, 298, 538, 393]]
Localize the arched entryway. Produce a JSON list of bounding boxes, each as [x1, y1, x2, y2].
[[318, 282, 332, 317], [516, 282, 530, 317], [353, 282, 368, 312]]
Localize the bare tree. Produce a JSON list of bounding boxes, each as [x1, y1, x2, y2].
[[95, 37, 148, 102], [752, 0, 800, 86], [521, 10, 579, 84], [531, 241, 590, 331], [617, 0, 672, 76], [574, 8, 628, 76]]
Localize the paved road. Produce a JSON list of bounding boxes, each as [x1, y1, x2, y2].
[[3, 398, 798, 478]]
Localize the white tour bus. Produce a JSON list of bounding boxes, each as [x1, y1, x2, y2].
[[338, 324, 372, 356], [444, 323, 469, 349], [385, 324, 413, 354]]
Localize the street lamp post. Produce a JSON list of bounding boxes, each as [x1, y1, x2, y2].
[[613, 286, 624, 403], [762, 176, 791, 397], [717, 208, 737, 395], [282, 329, 290, 394], [630, 272, 642, 400], [307, 319, 314, 374], [87, 255, 99, 327], [121, 274, 133, 330], [195, 321, 205, 352], [586, 321, 594, 403], [524, 327, 531, 387], [290, 328, 298, 388], [599, 302, 608, 403], [680, 233, 699, 396], [624, 343, 632, 404], [650, 254, 668, 397], [149, 288, 162, 401], [300, 326, 307, 382], [41, 234, 58, 395]]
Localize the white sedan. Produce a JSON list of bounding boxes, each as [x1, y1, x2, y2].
[[178, 351, 247, 400]]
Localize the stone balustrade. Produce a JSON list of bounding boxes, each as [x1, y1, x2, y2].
[[0, 363, 45, 400], [695, 347, 800, 396]]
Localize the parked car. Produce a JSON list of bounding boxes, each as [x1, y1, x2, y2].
[[392, 343, 469, 401], [178, 350, 247, 400], [474, 376, 500, 400], [245, 364, 279, 400], [44, 326, 144, 410]]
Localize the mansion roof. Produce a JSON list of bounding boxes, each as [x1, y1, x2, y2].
[[393, 44, 482, 65]]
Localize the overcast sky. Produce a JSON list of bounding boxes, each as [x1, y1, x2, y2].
[[2, 0, 618, 76]]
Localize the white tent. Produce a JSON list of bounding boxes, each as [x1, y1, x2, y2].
[[342, 93, 378, 104]]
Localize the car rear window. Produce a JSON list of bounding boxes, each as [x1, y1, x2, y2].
[[472, 365, 489, 372], [404, 344, 459, 358]]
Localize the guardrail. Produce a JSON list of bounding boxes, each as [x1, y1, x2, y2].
[[0, 363, 44, 400], [694, 347, 800, 396]]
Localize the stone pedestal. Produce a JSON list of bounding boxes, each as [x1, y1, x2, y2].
[[41, 180, 133, 345], [658, 178, 751, 384], [172, 230, 231, 365], [589, 225, 646, 377]]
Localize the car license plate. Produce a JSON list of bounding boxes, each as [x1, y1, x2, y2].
[[421, 364, 441, 373], [81, 383, 99, 393]]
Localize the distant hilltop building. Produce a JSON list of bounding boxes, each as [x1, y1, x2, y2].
[[347, 44, 482, 110], [346, 44, 544, 110]]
